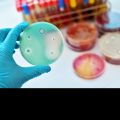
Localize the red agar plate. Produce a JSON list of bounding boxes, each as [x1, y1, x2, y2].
[[73, 53, 105, 79], [66, 22, 98, 51]]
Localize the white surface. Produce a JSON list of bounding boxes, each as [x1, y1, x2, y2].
[[0, 0, 120, 88]]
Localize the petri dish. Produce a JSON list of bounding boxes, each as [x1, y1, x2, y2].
[[99, 32, 120, 65], [73, 53, 105, 79], [20, 22, 64, 65], [96, 11, 120, 33], [66, 22, 98, 51]]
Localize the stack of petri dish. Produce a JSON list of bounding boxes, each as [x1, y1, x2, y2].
[[96, 11, 120, 36], [66, 22, 98, 51], [99, 32, 120, 65]]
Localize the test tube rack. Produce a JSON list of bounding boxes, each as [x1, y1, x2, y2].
[[16, 0, 109, 28]]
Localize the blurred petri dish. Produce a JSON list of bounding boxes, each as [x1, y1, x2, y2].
[[99, 32, 120, 65], [66, 22, 98, 51], [73, 53, 105, 79], [96, 11, 120, 33], [20, 22, 64, 65]]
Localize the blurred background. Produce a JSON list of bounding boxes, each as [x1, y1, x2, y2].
[[0, 0, 119, 27], [0, 0, 120, 88]]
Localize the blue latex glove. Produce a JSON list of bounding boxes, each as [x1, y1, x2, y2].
[[0, 22, 51, 88]]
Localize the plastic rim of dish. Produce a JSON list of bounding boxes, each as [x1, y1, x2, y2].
[[73, 53, 105, 79], [20, 22, 64, 65]]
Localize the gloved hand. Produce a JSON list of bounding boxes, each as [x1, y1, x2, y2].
[[0, 22, 51, 88]]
